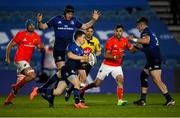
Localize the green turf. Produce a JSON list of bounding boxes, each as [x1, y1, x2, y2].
[[0, 93, 179, 117]]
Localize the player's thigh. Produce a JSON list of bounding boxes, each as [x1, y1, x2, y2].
[[78, 69, 87, 82], [111, 66, 124, 79], [96, 63, 112, 81], [53, 80, 67, 96], [68, 75, 80, 89], [15, 61, 35, 80]]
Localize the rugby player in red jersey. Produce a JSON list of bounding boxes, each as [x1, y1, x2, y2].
[[4, 19, 44, 105], [81, 24, 137, 106]]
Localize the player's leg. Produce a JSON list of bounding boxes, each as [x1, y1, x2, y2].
[[112, 66, 127, 106], [4, 61, 36, 105], [150, 69, 175, 106], [81, 63, 109, 92], [134, 64, 149, 106], [68, 75, 88, 108], [4, 74, 26, 105], [41, 61, 64, 88]]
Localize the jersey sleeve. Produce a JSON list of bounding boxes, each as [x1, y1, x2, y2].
[[46, 16, 56, 28], [74, 17, 82, 28], [66, 43, 75, 53], [95, 38, 102, 52], [105, 40, 112, 51], [142, 29, 150, 38], [13, 32, 22, 43]]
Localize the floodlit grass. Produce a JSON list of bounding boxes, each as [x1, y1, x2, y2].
[[0, 93, 179, 117]]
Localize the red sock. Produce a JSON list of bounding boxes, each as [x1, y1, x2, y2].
[[117, 87, 123, 100], [14, 78, 26, 90], [4, 92, 15, 103]]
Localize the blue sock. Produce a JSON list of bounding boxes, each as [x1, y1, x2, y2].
[[41, 74, 59, 88], [73, 88, 80, 104]]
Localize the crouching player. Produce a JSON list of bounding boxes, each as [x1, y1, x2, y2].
[[30, 30, 89, 108]]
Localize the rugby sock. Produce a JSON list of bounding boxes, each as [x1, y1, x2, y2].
[[41, 74, 59, 88], [164, 93, 172, 101], [4, 92, 15, 103], [37, 88, 53, 95], [67, 86, 74, 94], [13, 78, 26, 90], [117, 87, 123, 101], [140, 93, 147, 101], [73, 88, 80, 104], [81, 82, 97, 91]]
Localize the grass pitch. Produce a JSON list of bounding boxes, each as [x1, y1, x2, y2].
[[0, 93, 179, 117]]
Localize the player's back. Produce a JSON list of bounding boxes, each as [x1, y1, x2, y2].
[[141, 27, 162, 62]]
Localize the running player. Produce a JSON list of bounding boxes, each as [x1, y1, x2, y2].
[[30, 30, 89, 108], [81, 24, 137, 106], [65, 26, 102, 103], [128, 17, 175, 106], [4, 19, 44, 105]]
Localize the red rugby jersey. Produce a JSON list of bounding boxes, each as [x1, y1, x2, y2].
[[13, 30, 41, 63], [103, 36, 132, 66]]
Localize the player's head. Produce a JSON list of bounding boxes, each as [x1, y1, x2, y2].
[[25, 19, 35, 32], [74, 30, 86, 45], [136, 17, 148, 32], [114, 24, 124, 39], [64, 5, 74, 20], [86, 26, 94, 39]]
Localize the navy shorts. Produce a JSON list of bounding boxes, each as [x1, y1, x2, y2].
[[61, 66, 78, 85], [144, 60, 162, 71], [53, 50, 65, 63]]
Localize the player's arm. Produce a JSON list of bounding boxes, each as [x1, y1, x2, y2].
[[128, 35, 150, 45], [5, 40, 17, 65], [81, 10, 101, 30], [37, 43, 45, 52], [104, 49, 123, 60], [67, 51, 88, 62], [37, 13, 49, 30]]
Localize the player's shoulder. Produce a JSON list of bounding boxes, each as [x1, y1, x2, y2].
[[33, 31, 40, 38], [92, 36, 99, 42], [121, 37, 128, 42]]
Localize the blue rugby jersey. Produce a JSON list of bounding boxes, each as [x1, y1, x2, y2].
[[141, 27, 162, 63], [47, 16, 82, 51], [65, 42, 84, 69]]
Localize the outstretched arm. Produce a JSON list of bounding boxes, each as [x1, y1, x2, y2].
[[81, 10, 101, 30]]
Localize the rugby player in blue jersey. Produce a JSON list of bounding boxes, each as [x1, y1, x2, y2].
[[128, 17, 175, 106], [30, 30, 89, 108], [36, 5, 101, 88]]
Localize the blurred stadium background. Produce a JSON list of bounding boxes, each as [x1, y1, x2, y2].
[[0, 0, 180, 95]]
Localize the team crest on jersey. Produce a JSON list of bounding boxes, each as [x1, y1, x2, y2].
[[23, 38, 27, 41], [33, 39, 37, 43], [70, 20, 74, 25]]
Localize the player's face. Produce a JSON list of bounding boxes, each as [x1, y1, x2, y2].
[[137, 23, 144, 32], [65, 12, 74, 20], [86, 28, 94, 39], [27, 24, 35, 32], [79, 34, 86, 45], [115, 28, 123, 39]]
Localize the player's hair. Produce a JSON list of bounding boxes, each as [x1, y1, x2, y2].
[[64, 5, 75, 15], [25, 19, 35, 27], [87, 26, 94, 30], [137, 17, 148, 25], [74, 30, 85, 40], [115, 24, 124, 30]]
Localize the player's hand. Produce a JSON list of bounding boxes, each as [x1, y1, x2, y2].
[[126, 35, 134, 40], [92, 10, 101, 21], [81, 54, 89, 62], [5, 57, 10, 65], [37, 13, 43, 23], [38, 43, 45, 52]]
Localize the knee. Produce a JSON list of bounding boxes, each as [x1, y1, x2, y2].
[[28, 72, 36, 80], [116, 75, 124, 84], [94, 78, 102, 86]]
